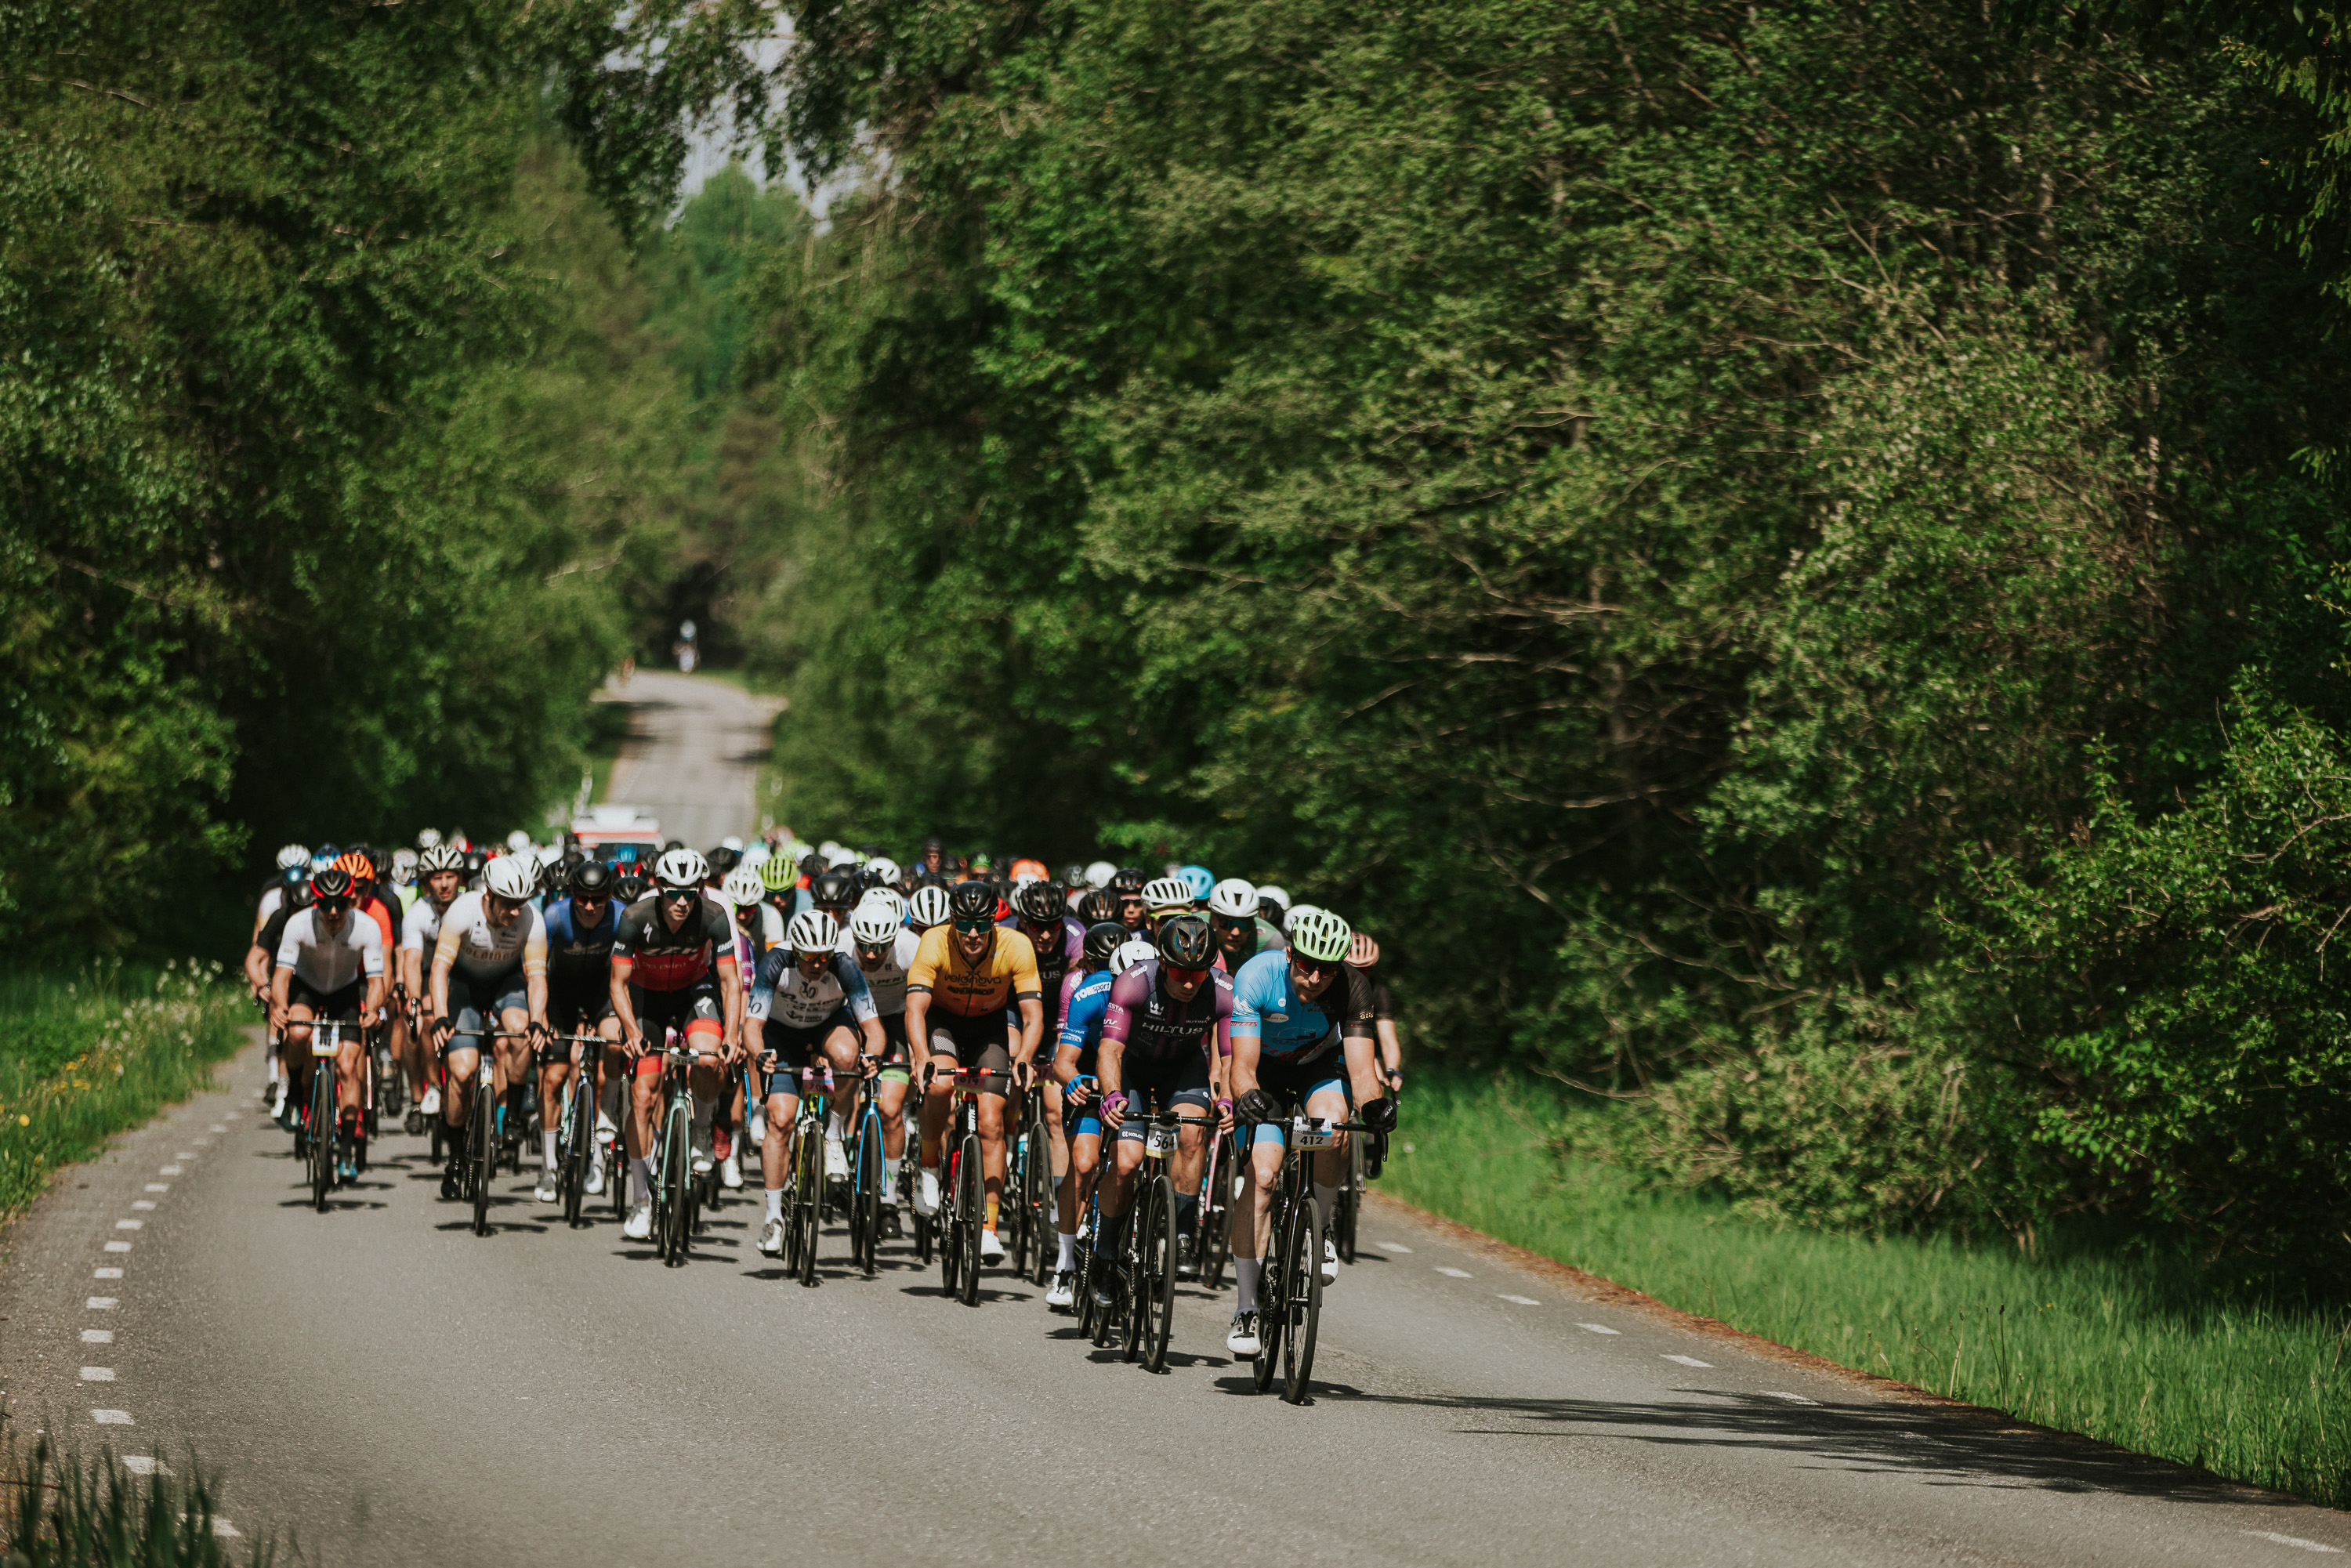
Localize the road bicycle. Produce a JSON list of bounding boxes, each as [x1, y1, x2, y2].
[[1334, 1122, 1364, 1266], [1114, 1106, 1186, 1373], [298, 1016, 367, 1212], [929, 1065, 998, 1307], [842, 1056, 886, 1277], [1197, 1123, 1236, 1291], [1251, 1112, 1371, 1404], [459, 1030, 534, 1237], [1008, 1078, 1052, 1287], [648, 1037, 721, 1266], [550, 1031, 614, 1228]]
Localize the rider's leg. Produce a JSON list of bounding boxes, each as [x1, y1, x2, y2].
[[762, 1089, 799, 1231], [538, 1051, 574, 1175], [976, 1089, 1009, 1236], [494, 1005, 534, 1129], [284, 1002, 318, 1121], [1303, 1082, 1350, 1233], [626, 1055, 661, 1205]]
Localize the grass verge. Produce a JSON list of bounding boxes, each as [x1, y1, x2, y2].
[[2, 1439, 264, 1566], [0, 961, 251, 1219], [1378, 1071, 2351, 1508]]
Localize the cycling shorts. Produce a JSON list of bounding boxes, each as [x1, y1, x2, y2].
[[288, 976, 365, 1023], [1110, 1055, 1214, 1145], [547, 980, 612, 1035], [925, 1008, 1012, 1080], [875, 1010, 911, 1074], [1244, 1055, 1349, 1150], [1065, 1074, 1102, 1141], [631, 979, 723, 1077], [761, 1007, 855, 1097], [441, 969, 527, 1057]]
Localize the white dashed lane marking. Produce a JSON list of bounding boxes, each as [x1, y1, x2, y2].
[[1762, 1392, 1818, 1405], [115, 1219, 143, 1229], [1661, 1355, 1713, 1368], [121, 1457, 169, 1477], [1499, 1295, 1541, 1305], [1378, 1242, 1412, 1253], [87, 1297, 117, 1309], [92, 1410, 132, 1425], [93, 1267, 122, 1280], [131, 1201, 156, 1211], [2243, 1533, 2344, 1555], [103, 1242, 130, 1253], [79, 1367, 116, 1382], [1578, 1324, 1621, 1335], [159, 1165, 182, 1175], [1436, 1267, 1473, 1279], [143, 1183, 168, 1192], [82, 1330, 114, 1344]]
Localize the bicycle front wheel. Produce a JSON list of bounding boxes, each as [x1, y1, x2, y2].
[[660, 1103, 691, 1263], [1142, 1175, 1178, 1373], [1024, 1105, 1052, 1288], [1339, 1135, 1362, 1264], [309, 1070, 334, 1213], [856, 1119, 882, 1277], [1252, 1194, 1285, 1393], [956, 1132, 982, 1307], [795, 1117, 822, 1287], [562, 1082, 590, 1228], [1280, 1190, 1324, 1403]]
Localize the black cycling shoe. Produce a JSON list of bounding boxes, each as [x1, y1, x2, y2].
[[1176, 1233, 1197, 1279], [882, 1204, 904, 1240], [440, 1167, 462, 1200]]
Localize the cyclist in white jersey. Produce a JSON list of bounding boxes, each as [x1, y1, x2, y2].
[[748, 909, 885, 1255], [398, 844, 466, 1117], [842, 891, 920, 1232], [270, 867, 388, 1178], [428, 856, 549, 1200]]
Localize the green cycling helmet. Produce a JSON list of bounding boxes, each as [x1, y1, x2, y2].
[[1287, 907, 1353, 965]]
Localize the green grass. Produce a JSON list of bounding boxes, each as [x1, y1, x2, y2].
[[1380, 1072, 2351, 1508], [0, 961, 251, 1218], [2, 1439, 265, 1566]]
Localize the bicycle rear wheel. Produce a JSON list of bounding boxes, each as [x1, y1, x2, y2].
[[1280, 1190, 1324, 1403], [1024, 1103, 1052, 1288], [309, 1069, 334, 1212], [956, 1132, 982, 1307], [1142, 1174, 1178, 1372]]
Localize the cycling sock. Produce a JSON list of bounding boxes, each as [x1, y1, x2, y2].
[[1175, 1192, 1200, 1239], [883, 1156, 900, 1191], [1056, 1232, 1077, 1271], [766, 1189, 784, 1222], [1313, 1181, 1338, 1228], [984, 1195, 1000, 1232], [629, 1155, 652, 1205], [1235, 1257, 1262, 1314], [826, 1108, 845, 1142], [542, 1132, 559, 1171], [920, 1135, 940, 1166]]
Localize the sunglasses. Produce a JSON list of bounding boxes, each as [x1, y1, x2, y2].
[[952, 914, 995, 933], [1291, 956, 1339, 980], [857, 942, 894, 958], [661, 889, 698, 904], [574, 895, 608, 908], [1165, 964, 1210, 985], [314, 897, 352, 914], [1212, 917, 1254, 933]]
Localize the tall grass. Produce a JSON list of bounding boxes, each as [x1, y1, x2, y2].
[[0, 961, 252, 1215], [1381, 1073, 2351, 1507], [2, 1439, 266, 1566]]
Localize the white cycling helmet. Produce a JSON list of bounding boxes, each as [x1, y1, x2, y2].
[[274, 843, 311, 871], [787, 908, 840, 954], [1142, 875, 1194, 912], [537, 843, 563, 866], [908, 885, 953, 930], [1282, 901, 1323, 933], [865, 856, 902, 886], [415, 827, 443, 850], [828, 849, 861, 870], [391, 848, 418, 880], [1208, 878, 1258, 919], [484, 855, 536, 901], [818, 840, 842, 859], [742, 842, 772, 868], [505, 829, 532, 853], [654, 847, 708, 890], [418, 843, 465, 875], [859, 886, 907, 925], [849, 896, 904, 947], [721, 865, 766, 907], [721, 835, 744, 852], [1287, 907, 1353, 965], [1110, 936, 1156, 975], [1084, 860, 1115, 889], [1255, 884, 1291, 917]]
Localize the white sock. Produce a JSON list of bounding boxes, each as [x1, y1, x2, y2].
[[1056, 1233, 1076, 1272], [1236, 1257, 1262, 1315], [883, 1156, 900, 1187], [1313, 1182, 1338, 1228], [629, 1156, 652, 1204], [826, 1108, 845, 1141], [542, 1132, 559, 1171], [766, 1190, 784, 1222]]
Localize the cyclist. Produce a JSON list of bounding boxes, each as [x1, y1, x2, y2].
[[399, 843, 468, 1119], [807, 868, 861, 933], [1176, 864, 1215, 907], [428, 855, 551, 1200], [609, 849, 742, 1242], [1043, 921, 1132, 1309], [842, 890, 919, 1236], [1140, 876, 1194, 942], [1092, 914, 1231, 1294], [1109, 867, 1150, 934], [907, 882, 952, 935], [1223, 908, 1396, 1358], [1347, 931, 1405, 1091], [905, 879, 1042, 1262], [748, 908, 886, 1257], [538, 858, 624, 1202], [248, 872, 313, 1127], [1208, 877, 1285, 971], [338, 850, 408, 1125], [272, 867, 389, 1179], [1256, 884, 1291, 928], [1006, 878, 1083, 1211], [1076, 887, 1118, 928], [252, 843, 310, 942]]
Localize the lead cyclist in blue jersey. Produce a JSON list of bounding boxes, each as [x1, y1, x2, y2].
[[1223, 907, 1396, 1359]]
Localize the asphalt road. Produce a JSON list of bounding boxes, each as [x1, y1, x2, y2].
[[2, 1055, 2348, 1566], [600, 670, 781, 852]]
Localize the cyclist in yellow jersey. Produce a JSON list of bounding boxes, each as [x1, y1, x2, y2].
[[904, 880, 1044, 1262]]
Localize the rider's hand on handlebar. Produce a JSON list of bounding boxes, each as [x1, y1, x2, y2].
[[1101, 1089, 1127, 1131]]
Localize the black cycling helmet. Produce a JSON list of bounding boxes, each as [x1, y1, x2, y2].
[[1078, 888, 1118, 925], [462, 848, 487, 879], [1157, 913, 1215, 969], [810, 870, 860, 911], [363, 845, 392, 882], [288, 879, 317, 913], [1082, 921, 1128, 965], [1057, 863, 1088, 892], [708, 846, 742, 877], [615, 872, 649, 904], [310, 867, 355, 907], [570, 859, 614, 899], [948, 880, 998, 923], [1014, 880, 1063, 925], [1109, 865, 1147, 895]]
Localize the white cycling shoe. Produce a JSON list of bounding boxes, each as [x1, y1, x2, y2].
[[758, 1217, 785, 1256], [1227, 1311, 1262, 1358], [418, 1085, 442, 1117], [913, 1168, 940, 1217], [980, 1228, 1005, 1263], [691, 1149, 714, 1177], [623, 1202, 653, 1241], [584, 1161, 605, 1197], [1045, 1271, 1076, 1310], [824, 1138, 849, 1180], [596, 1108, 617, 1137], [718, 1155, 744, 1190], [1322, 1238, 1339, 1285], [746, 1112, 765, 1149], [534, 1178, 559, 1204]]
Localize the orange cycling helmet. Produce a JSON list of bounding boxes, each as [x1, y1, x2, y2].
[[332, 850, 374, 885], [1346, 931, 1380, 969], [1008, 857, 1050, 882]]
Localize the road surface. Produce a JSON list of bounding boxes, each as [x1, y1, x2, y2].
[[600, 671, 781, 851]]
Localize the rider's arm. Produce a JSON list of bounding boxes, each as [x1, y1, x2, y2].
[[904, 990, 933, 1078], [715, 953, 741, 1053], [243, 940, 271, 998], [522, 905, 549, 1027], [1013, 997, 1043, 1069], [608, 955, 639, 1041]]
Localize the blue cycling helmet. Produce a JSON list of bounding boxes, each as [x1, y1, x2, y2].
[[1177, 865, 1215, 902]]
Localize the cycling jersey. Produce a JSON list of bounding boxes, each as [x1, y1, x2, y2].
[[611, 894, 733, 991], [400, 893, 458, 956], [837, 924, 922, 1016], [748, 947, 878, 1030], [906, 925, 1041, 1017], [276, 907, 387, 993], [543, 896, 619, 993], [1004, 915, 1083, 1005], [1102, 959, 1233, 1066], [1228, 949, 1377, 1063], [1056, 969, 1114, 1077], [431, 890, 548, 983], [254, 904, 298, 964], [359, 894, 399, 958]]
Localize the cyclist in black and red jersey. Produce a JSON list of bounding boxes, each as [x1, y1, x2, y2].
[[608, 848, 743, 1241]]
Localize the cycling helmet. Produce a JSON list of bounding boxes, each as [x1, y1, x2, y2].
[[1110, 936, 1156, 975], [1283, 902, 1323, 933], [418, 843, 465, 875], [280, 863, 309, 893], [288, 878, 316, 913], [484, 855, 536, 902], [907, 885, 953, 931], [810, 869, 860, 911], [654, 847, 709, 890], [1178, 865, 1215, 901], [1013, 880, 1064, 925], [1256, 885, 1291, 919], [1078, 888, 1118, 925], [709, 846, 742, 878], [462, 848, 487, 880], [1008, 857, 1049, 882], [721, 865, 766, 907], [722, 835, 744, 852], [311, 845, 338, 871], [415, 828, 442, 850], [1109, 866, 1147, 895], [1058, 864, 1089, 892], [505, 830, 532, 853], [391, 847, 418, 880], [858, 886, 907, 926], [849, 899, 904, 947], [310, 867, 355, 906], [1288, 907, 1352, 965], [615, 872, 649, 904], [864, 856, 902, 889], [570, 859, 614, 898], [759, 852, 798, 893], [332, 850, 373, 885], [828, 849, 861, 871], [1084, 860, 1115, 889], [1157, 914, 1215, 969], [787, 908, 840, 954], [1347, 932, 1381, 969], [819, 840, 842, 859], [1142, 875, 1193, 914], [948, 881, 997, 924], [1208, 878, 1258, 919], [275, 843, 311, 871], [1082, 921, 1128, 965]]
